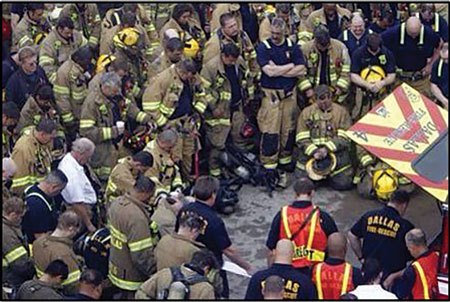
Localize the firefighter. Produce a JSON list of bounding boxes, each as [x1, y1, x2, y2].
[[295, 4, 315, 47], [417, 4, 448, 42], [338, 13, 370, 56], [349, 32, 396, 121], [147, 36, 184, 81], [389, 228, 439, 300], [99, 11, 136, 56], [259, 4, 300, 43], [2, 158, 16, 200], [298, 25, 351, 106], [32, 210, 82, 295], [382, 16, 441, 97], [305, 4, 351, 39], [19, 85, 65, 142], [266, 178, 338, 275], [368, 6, 396, 34], [11, 118, 56, 196], [39, 16, 87, 84], [201, 43, 253, 177], [210, 4, 242, 33], [142, 59, 208, 183], [159, 4, 206, 61], [256, 17, 307, 188], [2, 197, 35, 296], [311, 232, 363, 300], [102, 4, 158, 59], [430, 42, 448, 110], [79, 72, 154, 183], [295, 85, 353, 190], [11, 3, 49, 53], [143, 129, 183, 202], [108, 176, 158, 299], [106, 151, 154, 204], [2, 102, 20, 158], [89, 55, 126, 91], [111, 27, 150, 101], [203, 12, 259, 78], [59, 4, 101, 49]]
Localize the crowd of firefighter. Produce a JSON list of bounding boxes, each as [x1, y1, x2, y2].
[[1, 2, 448, 300]]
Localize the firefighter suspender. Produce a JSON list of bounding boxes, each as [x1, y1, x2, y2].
[[400, 22, 424, 45]]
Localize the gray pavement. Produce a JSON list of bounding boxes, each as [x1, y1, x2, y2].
[[221, 177, 442, 299]]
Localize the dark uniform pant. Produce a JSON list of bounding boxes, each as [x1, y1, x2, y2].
[[257, 88, 298, 170]]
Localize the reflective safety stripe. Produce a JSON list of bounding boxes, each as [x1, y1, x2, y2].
[[298, 79, 312, 91], [210, 168, 221, 176], [39, 56, 55, 65], [305, 144, 318, 156], [306, 208, 319, 251], [281, 206, 292, 238], [106, 179, 117, 193], [128, 237, 153, 252], [263, 163, 278, 169], [172, 176, 183, 188], [296, 161, 305, 170], [325, 141, 337, 152], [61, 270, 81, 286], [53, 85, 70, 95], [11, 176, 36, 189], [80, 36, 88, 47], [108, 271, 143, 291], [312, 137, 328, 144], [156, 115, 168, 127], [434, 13, 439, 32], [194, 102, 207, 113], [205, 118, 231, 127], [337, 78, 349, 89], [88, 36, 99, 45], [220, 91, 231, 101], [36, 266, 44, 277], [412, 261, 429, 300], [136, 111, 147, 123], [3, 258, 8, 267], [360, 154, 373, 167], [103, 127, 112, 140], [262, 40, 271, 49], [437, 59, 444, 77], [341, 64, 350, 73], [143, 101, 160, 111], [48, 73, 57, 84], [26, 192, 53, 211], [79, 119, 96, 128], [330, 165, 352, 177], [343, 30, 348, 41], [94, 166, 111, 176], [159, 103, 173, 115], [279, 156, 292, 165], [62, 112, 75, 123], [109, 224, 128, 243], [337, 129, 347, 139], [72, 90, 87, 100], [4, 246, 27, 264], [19, 35, 33, 47], [316, 263, 324, 299], [341, 263, 351, 296], [400, 23, 424, 45]]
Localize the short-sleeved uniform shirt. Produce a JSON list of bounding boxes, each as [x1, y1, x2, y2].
[[421, 14, 449, 42], [22, 183, 59, 244], [176, 200, 232, 264], [350, 45, 396, 75], [430, 59, 448, 99], [338, 30, 369, 56], [350, 205, 414, 276], [257, 38, 305, 92], [245, 263, 318, 300], [382, 24, 440, 71], [266, 200, 338, 250]]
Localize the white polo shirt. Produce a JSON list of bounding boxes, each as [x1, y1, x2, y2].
[[349, 285, 398, 299], [58, 153, 97, 205]]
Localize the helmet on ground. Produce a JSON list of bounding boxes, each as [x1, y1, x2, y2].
[[372, 168, 398, 201], [96, 54, 116, 74], [360, 65, 386, 83], [305, 153, 337, 181], [125, 126, 154, 152], [183, 38, 200, 58], [113, 27, 140, 48]]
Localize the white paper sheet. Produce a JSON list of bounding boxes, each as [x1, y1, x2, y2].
[[222, 261, 251, 278]]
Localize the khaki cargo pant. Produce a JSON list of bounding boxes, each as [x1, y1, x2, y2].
[[257, 88, 298, 170]]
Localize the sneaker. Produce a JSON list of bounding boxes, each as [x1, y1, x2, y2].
[[277, 171, 289, 189]]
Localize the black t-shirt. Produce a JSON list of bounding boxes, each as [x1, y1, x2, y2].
[[224, 64, 242, 111], [350, 45, 396, 74], [327, 15, 342, 39], [319, 50, 328, 85], [245, 263, 317, 300], [22, 184, 59, 244], [431, 59, 448, 99], [176, 200, 232, 264], [170, 82, 193, 120], [350, 205, 414, 276], [266, 200, 338, 250]]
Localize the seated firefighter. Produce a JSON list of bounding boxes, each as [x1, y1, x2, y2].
[[295, 84, 353, 190]]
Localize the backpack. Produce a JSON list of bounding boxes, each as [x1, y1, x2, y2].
[[158, 267, 210, 300]]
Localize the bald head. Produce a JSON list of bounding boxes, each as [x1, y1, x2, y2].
[[351, 14, 365, 37], [3, 158, 16, 180], [327, 232, 347, 259], [274, 239, 294, 264], [406, 17, 422, 39]]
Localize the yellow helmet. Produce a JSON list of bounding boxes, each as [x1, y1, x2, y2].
[[34, 32, 48, 45], [183, 38, 200, 58], [305, 153, 338, 181], [113, 27, 140, 48], [372, 168, 398, 201], [96, 55, 116, 74], [360, 65, 386, 83], [265, 5, 276, 14]]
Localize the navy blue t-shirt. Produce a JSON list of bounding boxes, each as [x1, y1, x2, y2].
[[421, 14, 449, 42], [431, 59, 448, 99], [170, 82, 194, 120], [22, 184, 59, 244], [257, 38, 305, 92], [245, 263, 317, 300], [327, 15, 342, 39], [338, 29, 369, 56], [350, 45, 396, 74], [350, 205, 414, 277], [382, 24, 440, 71]]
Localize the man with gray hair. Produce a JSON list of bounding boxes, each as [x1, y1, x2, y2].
[[338, 13, 369, 55], [256, 17, 306, 188], [22, 169, 68, 244], [387, 228, 439, 299], [2, 157, 17, 199], [58, 137, 98, 233]]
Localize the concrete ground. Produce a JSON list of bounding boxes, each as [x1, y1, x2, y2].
[[221, 176, 443, 299]]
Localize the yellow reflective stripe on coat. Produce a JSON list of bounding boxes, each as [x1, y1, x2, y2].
[[341, 263, 352, 296], [79, 119, 96, 128], [72, 90, 87, 100], [143, 101, 160, 111], [281, 206, 292, 238], [360, 154, 373, 167], [412, 261, 430, 300], [103, 127, 112, 140], [36, 266, 44, 278], [61, 270, 81, 286], [48, 73, 57, 84], [156, 114, 168, 127], [159, 103, 173, 115], [128, 237, 153, 252], [136, 111, 147, 123], [62, 112, 75, 123], [94, 166, 111, 176], [108, 271, 143, 291], [315, 262, 324, 299], [324, 141, 337, 152], [205, 118, 231, 127], [19, 35, 33, 47], [39, 55, 55, 65], [11, 176, 36, 188], [4, 246, 27, 264], [88, 35, 99, 45], [305, 144, 318, 156], [279, 156, 292, 165]]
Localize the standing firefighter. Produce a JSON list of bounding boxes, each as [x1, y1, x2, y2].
[[256, 17, 306, 188], [295, 85, 353, 190], [108, 176, 158, 299]]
